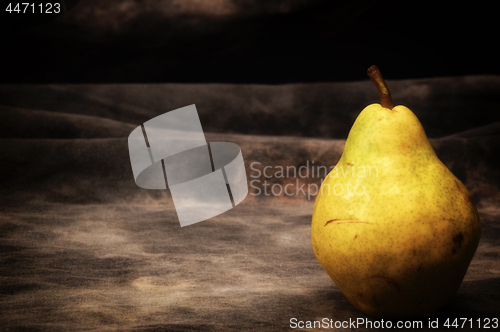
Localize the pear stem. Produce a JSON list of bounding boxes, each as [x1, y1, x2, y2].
[[367, 65, 393, 109]]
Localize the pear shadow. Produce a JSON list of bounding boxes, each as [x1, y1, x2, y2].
[[432, 277, 500, 320]]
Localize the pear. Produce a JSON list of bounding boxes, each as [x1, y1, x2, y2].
[[311, 66, 481, 319]]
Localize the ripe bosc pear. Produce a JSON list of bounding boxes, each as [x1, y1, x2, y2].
[[311, 66, 481, 319]]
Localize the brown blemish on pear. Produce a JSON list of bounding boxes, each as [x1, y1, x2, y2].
[[324, 219, 373, 227], [452, 233, 464, 255], [371, 275, 401, 292]]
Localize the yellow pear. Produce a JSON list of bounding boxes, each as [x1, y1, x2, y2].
[[311, 66, 481, 318]]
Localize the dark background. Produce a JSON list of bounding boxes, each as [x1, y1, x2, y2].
[[1, 0, 498, 84]]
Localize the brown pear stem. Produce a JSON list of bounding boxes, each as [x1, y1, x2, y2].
[[367, 65, 393, 109]]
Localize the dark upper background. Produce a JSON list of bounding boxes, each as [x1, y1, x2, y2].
[[1, 0, 498, 84]]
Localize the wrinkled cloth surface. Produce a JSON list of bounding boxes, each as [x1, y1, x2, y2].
[[1, 77, 499, 331]]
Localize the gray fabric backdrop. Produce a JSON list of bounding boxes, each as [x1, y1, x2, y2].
[[1, 77, 499, 330]]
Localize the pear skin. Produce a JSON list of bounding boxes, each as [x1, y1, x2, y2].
[[311, 66, 481, 319]]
